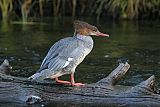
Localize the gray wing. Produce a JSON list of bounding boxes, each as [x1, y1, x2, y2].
[[38, 37, 85, 73], [40, 37, 73, 67]]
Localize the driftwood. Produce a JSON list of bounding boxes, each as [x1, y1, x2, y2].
[[0, 60, 160, 106]]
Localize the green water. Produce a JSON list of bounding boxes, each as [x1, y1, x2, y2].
[[0, 18, 160, 106]]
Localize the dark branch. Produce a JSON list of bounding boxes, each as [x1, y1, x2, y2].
[[97, 62, 130, 86]]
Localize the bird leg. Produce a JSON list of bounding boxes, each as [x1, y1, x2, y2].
[[55, 77, 71, 84], [54, 73, 85, 86], [70, 73, 85, 86]]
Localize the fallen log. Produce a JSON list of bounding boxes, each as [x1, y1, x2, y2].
[[0, 60, 160, 106]]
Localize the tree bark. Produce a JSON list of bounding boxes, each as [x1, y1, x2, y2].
[[0, 60, 160, 106]]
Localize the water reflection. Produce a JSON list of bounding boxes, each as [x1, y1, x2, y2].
[[0, 18, 159, 86]]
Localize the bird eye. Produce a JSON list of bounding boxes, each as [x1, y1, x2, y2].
[[93, 29, 98, 32], [92, 27, 98, 32]]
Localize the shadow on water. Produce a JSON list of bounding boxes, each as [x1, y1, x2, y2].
[[0, 18, 160, 106]]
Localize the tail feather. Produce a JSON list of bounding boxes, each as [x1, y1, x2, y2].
[[28, 73, 44, 81], [28, 69, 51, 81]]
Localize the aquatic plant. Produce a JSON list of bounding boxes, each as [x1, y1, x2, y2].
[[107, 0, 139, 19], [21, 0, 32, 22], [0, 0, 13, 20], [97, 0, 160, 19], [0, 0, 159, 21], [39, 0, 43, 17]]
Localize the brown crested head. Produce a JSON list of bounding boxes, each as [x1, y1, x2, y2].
[[73, 20, 109, 37], [74, 20, 98, 36]]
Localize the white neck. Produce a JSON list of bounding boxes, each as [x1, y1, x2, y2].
[[75, 34, 88, 40]]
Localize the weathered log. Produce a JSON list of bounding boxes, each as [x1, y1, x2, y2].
[[0, 60, 160, 106], [97, 62, 130, 86]]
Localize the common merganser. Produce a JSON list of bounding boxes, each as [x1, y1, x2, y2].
[[28, 20, 109, 86]]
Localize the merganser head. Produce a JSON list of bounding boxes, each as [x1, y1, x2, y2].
[[74, 20, 109, 37]]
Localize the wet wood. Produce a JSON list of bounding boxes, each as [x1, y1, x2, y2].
[[0, 60, 160, 106]]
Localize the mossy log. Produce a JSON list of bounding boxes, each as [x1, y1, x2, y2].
[[0, 60, 160, 106]]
